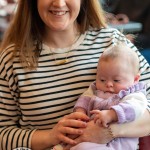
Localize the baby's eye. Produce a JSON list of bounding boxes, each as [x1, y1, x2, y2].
[[114, 80, 120, 82], [100, 79, 105, 82]]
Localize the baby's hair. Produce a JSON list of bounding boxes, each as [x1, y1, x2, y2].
[[99, 42, 139, 75]]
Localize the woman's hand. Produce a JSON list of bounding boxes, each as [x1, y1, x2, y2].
[[51, 112, 89, 145], [64, 120, 113, 149], [31, 112, 89, 150], [75, 120, 113, 143]]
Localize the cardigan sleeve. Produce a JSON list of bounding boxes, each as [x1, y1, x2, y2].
[[111, 92, 147, 123]]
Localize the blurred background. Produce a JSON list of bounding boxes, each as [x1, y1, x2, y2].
[[0, 0, 17, 40], [100, 0, 150, 64], [0, 0, 150, 63]]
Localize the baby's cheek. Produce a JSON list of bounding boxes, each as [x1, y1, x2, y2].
[[116, 85, 127, 93], [96, 82, 103, 90]]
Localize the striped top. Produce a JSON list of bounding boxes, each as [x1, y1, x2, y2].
[[0, 28, 150, 150]]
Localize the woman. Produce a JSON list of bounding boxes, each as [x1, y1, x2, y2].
[[0, 0, 149, 150]]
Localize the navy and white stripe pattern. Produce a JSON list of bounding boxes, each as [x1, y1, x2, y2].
[[0, 28, 150, 150]]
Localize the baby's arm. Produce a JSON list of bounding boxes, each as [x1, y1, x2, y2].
[[90, 109, 118, 127], [111, 92, 147, 123], [74, 82, 95, 114], [75, 107, 87, 114], [90, 92, 147, 127]]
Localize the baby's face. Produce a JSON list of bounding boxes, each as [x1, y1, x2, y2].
[[96, 58, 138, 94]]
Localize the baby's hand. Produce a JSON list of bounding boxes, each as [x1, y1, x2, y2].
[[90, 109, 117, 127]]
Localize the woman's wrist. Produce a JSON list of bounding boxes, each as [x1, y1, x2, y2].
[[31, 129, 55, 150]]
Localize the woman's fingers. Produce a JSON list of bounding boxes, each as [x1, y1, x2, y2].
[[58, 133, 77, 145], [52, 125, 80, 145], [59, 112, 89, 129], [56, 126, 83, 145], [65, 112, 89, 120], [51, 112, 89, 145], [73, 120, 113, 144], [61, 126, 83, 135], [59, 118, 88, 128]]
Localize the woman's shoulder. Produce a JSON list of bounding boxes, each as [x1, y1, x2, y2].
[[0, 44, 15, 59], [87, 27, 120, 35], [86, 27, 126, 41], [0, 44, 16, 67]]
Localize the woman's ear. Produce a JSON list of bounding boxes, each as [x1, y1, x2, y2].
[[134, 73, 140, 83]]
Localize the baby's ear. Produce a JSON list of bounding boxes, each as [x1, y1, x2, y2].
[[134, 73, 140, 83]]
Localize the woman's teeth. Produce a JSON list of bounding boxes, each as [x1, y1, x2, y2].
[[51, 11, 67, 16]]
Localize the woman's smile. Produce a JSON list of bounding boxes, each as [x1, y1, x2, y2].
[[37, 0, 81, 31], [49, 10, 69, 16]]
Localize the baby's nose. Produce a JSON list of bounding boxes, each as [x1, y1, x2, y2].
[[106, 81, 113, 87]]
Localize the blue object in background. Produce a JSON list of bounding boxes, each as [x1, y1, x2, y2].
[[140, 49, 150, 64]]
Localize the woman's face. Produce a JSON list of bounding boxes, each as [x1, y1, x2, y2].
[[37, 0, 81, 32]]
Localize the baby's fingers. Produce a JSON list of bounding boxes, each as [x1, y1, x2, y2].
[[90, 110, 100, 115], [102, 121, 108, 128], [93, 115, 101, 123]]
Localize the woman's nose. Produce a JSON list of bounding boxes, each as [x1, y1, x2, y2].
[[52, 0, 66, 7]]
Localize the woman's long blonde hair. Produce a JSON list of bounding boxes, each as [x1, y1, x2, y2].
[[0, 0, 107, 69]]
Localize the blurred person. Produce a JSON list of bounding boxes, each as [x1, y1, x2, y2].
[[101, 0, 150, 63]]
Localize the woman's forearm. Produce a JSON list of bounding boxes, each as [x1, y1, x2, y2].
[[31, 112, 89, 150], [31, 129, 54, 150], [110, 109, 150, 138]]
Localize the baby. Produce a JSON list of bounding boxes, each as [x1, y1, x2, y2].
[[72, 42, 147, 150], [52, 42, 147, 150]]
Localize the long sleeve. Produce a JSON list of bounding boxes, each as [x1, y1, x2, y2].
[[74, 82, 96, 112], [0, 50, 36, 150], [0, 77, 36, 150], [111, 92, 147, 123]]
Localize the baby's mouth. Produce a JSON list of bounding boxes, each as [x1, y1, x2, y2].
[[105, 91, 114, 94]]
